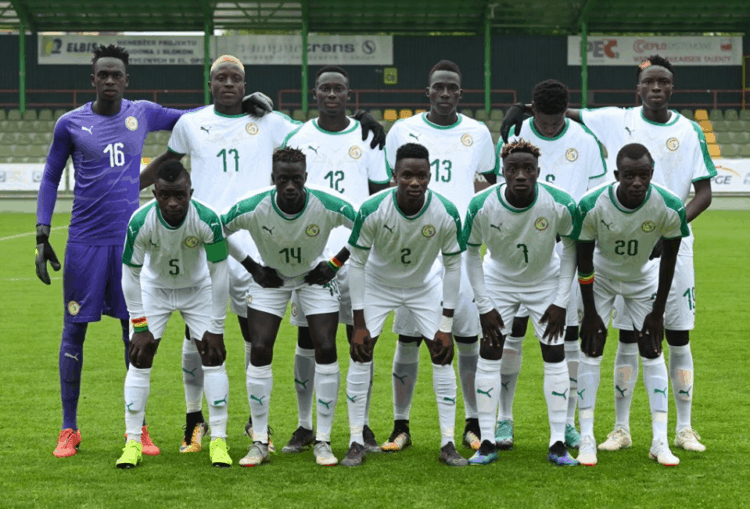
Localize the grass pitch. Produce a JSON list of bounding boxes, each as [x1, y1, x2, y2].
[[1, 210, 748, 508]]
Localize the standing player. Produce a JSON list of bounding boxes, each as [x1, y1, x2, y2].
[[222, 148, 357, 467], [35, 45, 186, 458], [503, 56, 713, 453], [574, 143, 687, 467], [464, 140, 579, 466], [280, 65, 390, 454], [382, 60, 496, 452], [342, 143, 467, 467], [493, 79, 607, 451], [117, 162, 231, 469]]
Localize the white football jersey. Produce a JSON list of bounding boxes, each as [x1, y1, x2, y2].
[[222, 186, 356, 280], [465, 182, 576, 289], [580, 106, 717, 203], [123, 199, 228, 289], [385, 113, 496, 218], [281, 117, 389, 253], [499, 118, 608, 201], [576, 182, 689, 281], [348, 188, 464, 288]]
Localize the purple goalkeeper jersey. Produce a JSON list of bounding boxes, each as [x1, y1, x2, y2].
[[36, 99, 186, 245]]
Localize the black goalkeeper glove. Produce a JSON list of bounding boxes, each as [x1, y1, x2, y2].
[[35, 224, 61, 285], [353, 110, 386, 150], [500, 102, 532, 144], [242, 92, 274, 118]]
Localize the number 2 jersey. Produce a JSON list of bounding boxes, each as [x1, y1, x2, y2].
[[222, 186, 356, 280], [576, 182, 689, 281], [122, 199, 229, 288]]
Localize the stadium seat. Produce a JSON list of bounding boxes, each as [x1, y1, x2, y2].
[[53, 109, 67, 120], [727, 121, 743, 132], [277, 109, 291, 118], [0, 146, 12, 157], [709, 109, 724, 122], [740, 121, 750, 132], [153, 131, 170, 144], [680, 109, 692, 119], [719, 144, 739, 157], [380, 120, 394, 132], [487, 120, 502, 132], [698, 120, 713, 133], [40, 132, 53, 144], [714, 131, 732, 144], [7, 110, 21, 121], [368, 109, 383, 120], [0, 110, 5, 121], [30, 145, 47, 158], [0, 121, 18, 132], [694, 109, 708, 121], [37, 120, 55, 132], [307, 109, 319, 120], [143, 145, 161, 157], [19, 122, 36, 133], [10, 145, 31, 157], [711, 120, 729, 132], [38, 109, 53, 121], [145, 133, 158, 145], [724, 109, 739, 121], [739, 145, 750, 157], [292, 109, 306, 122], [460, 109, 473, 118], [491, 132, 501, 145], [22, 110, 37, 121], [399, 109, 413, 119], [740, 110, 750, 121], [704, 132, 716, 144], [707, 144, 721, 158], [383, 109, 398, 121], [490, 109, 504, 121], [414, 109, 427, 114], [475, 109, 489, 121]]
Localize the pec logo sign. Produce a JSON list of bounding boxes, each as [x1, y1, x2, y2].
[[588, 40, 619, 59]]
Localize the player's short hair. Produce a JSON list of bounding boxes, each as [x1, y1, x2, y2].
[[532, 79, 569, 115], [429, 60, 461, 80], [616, 143, 654, 169], [395, 143, 430, 164], [210, 55, 245, 76], [273, 147, 306, 166], [500, 139, 541, 159], [636, 55, 675, 81], [156, 160, 191, 185], [92, 44, 129, 70], [315, 66, 348, 82]]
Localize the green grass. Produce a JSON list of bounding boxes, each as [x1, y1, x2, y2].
[[1, 210, 748, 509]]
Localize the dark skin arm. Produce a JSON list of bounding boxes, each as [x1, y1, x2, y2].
[[577, 241, 607, 357], [129, 330, 159, 369], [304, 247, 351, 285], [640, 237, 681, 356], [351, 309, 377, 363], [239, 255, 284, 289], [425, 309, 455, 366], [482, 172, 497, 185], [479, 308, 505, 349], [540, 304, 567, 344], [197, 331, 227, 366], [368, 182, 390, 195], [140, 150, 183, 190]]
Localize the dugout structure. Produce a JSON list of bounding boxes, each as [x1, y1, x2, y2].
[[1, 0, 749, 114]]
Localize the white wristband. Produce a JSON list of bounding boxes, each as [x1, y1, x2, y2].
[[439, 315, 453, 334]]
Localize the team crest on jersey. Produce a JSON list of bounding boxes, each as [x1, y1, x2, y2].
[[535, 217, 549, 231], [67, 301, 81, 316], [246, 293, 253, 305], [461, 134, 473, 147], [291, 303, 298, 317], [246, 123, 259, 135], [306, 224, 320, 237], [348, 145, 363, 159], [641, 220, 656, 233], [422, 225, 436, 238], [566, 148, 579, 162], [185, 236, 199, 248], [125, 116, 138, 131], [666, 137, 680, 151]]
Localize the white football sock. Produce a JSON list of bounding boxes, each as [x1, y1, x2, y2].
[[314, 361, 339, 443], [246, 364, 272, 443], [347, 361, 371, 446], [498, 335, 523, 421], [577, 354, 602, 439], [564, 341, 580, 426], [203, 363, 229, 439], [364, 360, 374, 427], [393, 342, 420, 421], [614, 342, 639, 431], [433, 363, 457, 447], [475, 357, 501, 444], [294, 346, 316, 430], [642, 355, 669, 442], [668, 343, 694, 432], [124, 366, 151, 443], [456, 340, 479, 420], [544, 361, 569, 447], [182, 338, 204, 413]]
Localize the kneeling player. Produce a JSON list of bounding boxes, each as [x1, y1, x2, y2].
[[118, 161, 231, 469], [222, 148, 356, 467], [342, 143, 467, 467], [575, 143, 688, 467], [464, 140, 579, 466]]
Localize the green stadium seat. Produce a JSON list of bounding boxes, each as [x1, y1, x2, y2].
[[17, 133, 35, 144], [19, 121, 35, 133], [0, 133, 7, 144], [53, 109, 67, 120], [292, 109, 306, 122], [709, 109, 724, 122], [719, 144, 739, 157], [380, 120, 394, 132], [740, 121, 750, 132], [460, 109, 474, 118], [727, 121, 743, 132], [307, 109, 319, 120], [7, 110, 21, 121], [142, 145, 161, 157], [1, 121, 22, 132], [38, 109, 53, 121], [487, 120, 502, 132], [740, 110, 750, 121], [714, 132, 732, 144], [145, 133, 158, 145], [724, 109, 739, 121], [491, 132, 501, 145], [34, 121, 54, 132], [368, 109, 383, 121], [10, 145, 31, 156], [490, 109, 504, 121], [739, 145, 750, 157], [22, 110, 37, 121], [155, 131, 171, 144], [0, 110, 5, 121], [475, 109, 489, 121], [733, 132, 750, 144], [40, 132, 53, 144], [0, 146, 12, 157], [711, 120, 729, 132], [29, 145, 48, 158], [679, 109, 692, 119], [345, 109, 353, 117]]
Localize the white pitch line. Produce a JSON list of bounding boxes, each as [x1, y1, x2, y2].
[[0, 226, 68, 242]]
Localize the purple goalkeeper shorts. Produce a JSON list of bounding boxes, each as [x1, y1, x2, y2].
[[63, 243, 129, 323]]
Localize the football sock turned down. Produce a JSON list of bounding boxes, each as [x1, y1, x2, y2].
[[182, 338, 204, 413], [203, 363, 229, 439], [315, 361, 340, 443], [475, 357, 501, 443], [433, 363, 457, 447], [60, 321, 87, 430], [294, 346, 316, 430], [347, 361, 371, 446], [393, 342, 420, 421], [668, 343, 694, 432], [498, 335, 523, 422], [614, 342, 639, 431], [124, 366, 151, 443], [456, 340, 479, 420], [247, 364, 272, 443]]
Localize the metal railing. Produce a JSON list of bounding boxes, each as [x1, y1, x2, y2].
[[0, 89, 204, 109]]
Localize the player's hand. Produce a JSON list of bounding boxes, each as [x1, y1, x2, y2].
[[199, 331, 227, 365], [649, 238, 663, 260], [479, 309, 505, 349], [540, 304, 566, 344], [639, 311, 664, 356], [303, 261, 336, 285], [579, 311, 607, 357], [426, 331, 454, 365], [242, 92, 274, 118], [34, 224, 61, 285], [351, 326, 374, 363], [129, 330, 158, 368], [250, 265, 284, 288], [353, 110, 386, 150], [500, 102, 531, 143]]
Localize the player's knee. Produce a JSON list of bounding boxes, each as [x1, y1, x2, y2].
[[541, 344, 565, 363], [314, 340, 337, 365], [131, 352, 155, 369], [619, 329, 637, 344], [454, 335, 478, 345], [398, 335, 422, 345], [250, 340, 274, 366], [479, 342, 503, 361], [511, 316, 529, 337], [564, 326, 579, 343], [297, 326, 314, 349], [665, 330, 689, 346]]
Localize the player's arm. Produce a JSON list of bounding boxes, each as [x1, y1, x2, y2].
[[685, 177, 712, 223], [577, 240, 606, 356], [304, 247, 350, 285], [227, 235, 283, 289], [349, 244, 375, 362], [140, 150, 183, 190], [242, 92, 274, 117], [353, 111, 386, 150]]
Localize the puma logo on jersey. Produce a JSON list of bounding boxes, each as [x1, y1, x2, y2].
[[81, 125, 93, 134], [490, 223, 502, 232], [383, 224, 394, 234], [262, 226, 274, 235], [600, 219, 614, 230], [201, 126, 211, 134], [625, 127, 634, 136], [409, 133, 420, 142], [308, 145, 319, 155]]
